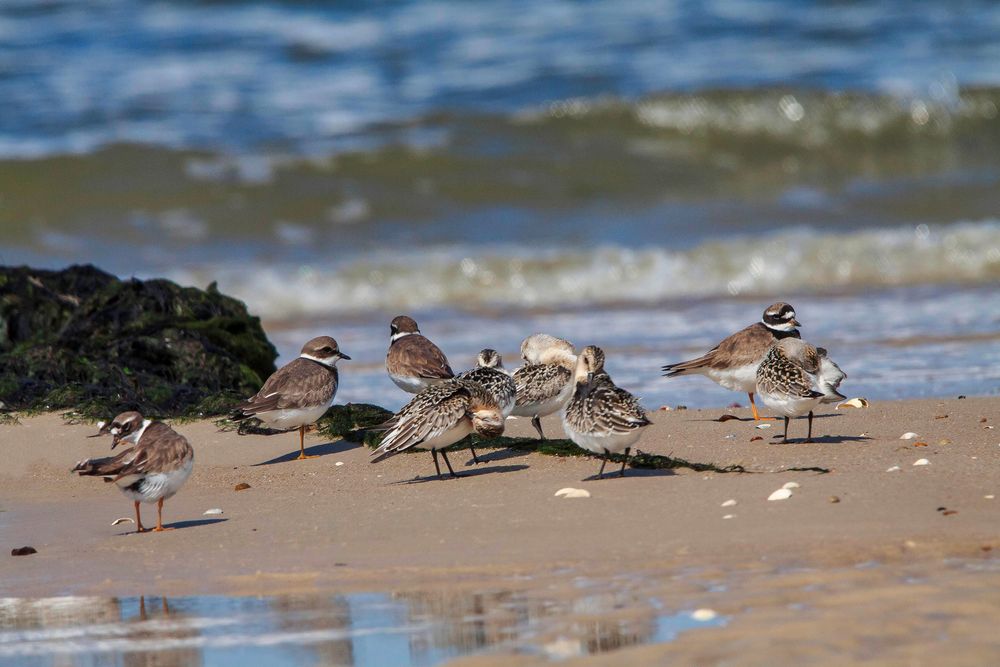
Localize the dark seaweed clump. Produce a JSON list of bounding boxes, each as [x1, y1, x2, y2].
[[0, 264, 277, 419]]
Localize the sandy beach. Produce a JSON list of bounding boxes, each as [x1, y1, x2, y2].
[[2, 397, 999, 662]]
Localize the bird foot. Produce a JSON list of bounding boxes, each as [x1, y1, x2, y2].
[[153, 526, 175, 532], [296, 453, 321, 460]]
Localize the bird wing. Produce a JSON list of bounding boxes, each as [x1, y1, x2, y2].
[[234, 358, 337, 416], [370, 383, 470, 462]]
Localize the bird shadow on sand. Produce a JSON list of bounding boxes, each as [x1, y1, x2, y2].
[[463, 448, 532, 466], [393, 463, 529, 485], [582, 467, 678, 482], [768, 434, 871, 445], [252, 440, 359, 466], [117, 518, 227, 536], [699, 412, 846, 423]]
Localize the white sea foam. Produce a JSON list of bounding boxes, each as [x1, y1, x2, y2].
[[166, 220, 1000, 320]]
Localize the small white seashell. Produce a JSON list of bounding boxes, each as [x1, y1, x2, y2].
[[782, 481, 800, 490], [768, 488, 793, 501], [985, 495, 995, 500], [691, 608, 718, 621], [111, 517, 135, 526], [555, 487, 591, 498], [722, 514, 735, 519], [755, 423, 772, 429], [836, 397, 869, 409], [721, 499, 737, 507], [886, 465, 901, 472], [203, 508, 224, 516], [335, 461, 345, 466], [913, 458, 930, 466], [900, 432, 919, 440]]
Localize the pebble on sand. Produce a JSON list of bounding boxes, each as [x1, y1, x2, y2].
[[691, 608, 718, 621], [768, 488, 793, 501], [913, 459, 930, 466], [900, 432, 919, 440], [11, 547, 37, 556], [555, 487, 591, 499], [234, 482, 251, 491], [755, 423, 772, 430], [335, 461, 345, 466]]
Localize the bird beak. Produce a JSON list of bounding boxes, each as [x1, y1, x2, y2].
[[110, 434, 122, 450], [792, 319, 802, 327], [337, 352, 351, 361], [586, 371, 595, 389]]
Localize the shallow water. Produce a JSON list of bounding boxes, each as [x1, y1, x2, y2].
[[0, 585, 725, 666], [3, 557, 999, 666], [2, 0, 999, 408]]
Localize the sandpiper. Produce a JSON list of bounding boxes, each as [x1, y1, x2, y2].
[[385, 315, 455, 393], [510, 333, 577, 440], [457, 349, 517, 464], [563, 346, 651, 479], [662, 302, 801, 421], [233, 335, 349, 460], [73, 411, 194, 533], [370, 379, 505, 479], [755, 337, 844, 443]]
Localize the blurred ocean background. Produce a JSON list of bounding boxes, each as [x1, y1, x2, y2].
[[1, 0, 999, 409]]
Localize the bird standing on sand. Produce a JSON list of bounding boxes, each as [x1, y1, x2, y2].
[[73, 411, 193, 533], [457, 349, 517, 464], [563, 346, 651, 479], [755, 338, 845, 443], [370, 379, 505, 480], [662, 302, 801, 421], [511, 333, 577, 440], [385, 315, 455, 393], [233, 335, 349, 460]]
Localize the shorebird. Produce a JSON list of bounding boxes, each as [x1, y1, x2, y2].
[[563, 346, 651, 479], [457, 349, 517, 464], [662, 302, 801, 421], [385, 315, 455, 393], [511, 333, 576, 440], [233, 335, 349, 460], [755, 338, 845, 443], [370, 379, 505, 479], [73, 411, 194, 533]]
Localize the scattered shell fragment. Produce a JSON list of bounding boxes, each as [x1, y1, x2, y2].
[[829, 496, 841, 503], [722, 514, 735, 519], [900, 432, 919, 440], [836, 397, 870, 409], [721, 499, 737, 507], [985, 495, 995, 500], [554, 487, 591, 499], [11, 547, 37, 556], [914, 441, 928, 447], [691, 608, 718, 622], [203, 508, 224, 516], [913, 459, 930, 466], [768, 488, 792, 501], [782, 481, 800, 490], [886, 465, 901, 472], [942, 510, 958, 516], [234, 482, 251, 491], [750, 436, 763, 442], [937, 439, 952, 445], [335, 461, 345, 466], [111, 517, 135, 526], [755, 423, 772, 430], [934, 414, 949, 420]]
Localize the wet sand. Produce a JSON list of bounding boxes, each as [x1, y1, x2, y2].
[[1, 397, 999, 662]]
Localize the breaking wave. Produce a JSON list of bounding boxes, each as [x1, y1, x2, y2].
[[167, 220, 1000, 320]]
